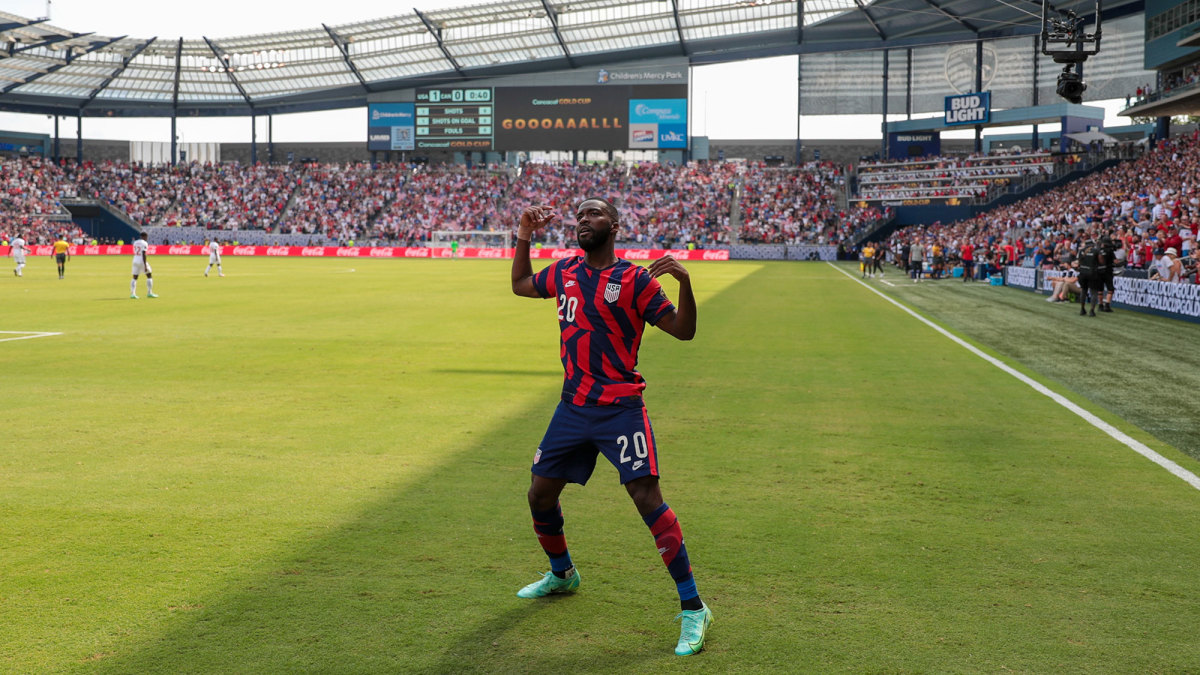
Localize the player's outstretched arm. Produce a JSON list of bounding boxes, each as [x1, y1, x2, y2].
[[648, 255, 696, 341], [511, 204, 559, 298]]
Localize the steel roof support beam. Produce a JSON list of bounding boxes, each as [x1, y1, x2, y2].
[[853, 0, 886, 40], [172, 38, 181, 165], [323, 24, 370, 92], [203, 36, 255, 111], [414, 9, 466, 78], [918, 0, 980, 34], [5, 31, 93, 57], [669, 0, 689, 56], [171, 38, 182, 109], [539, 0, 577, 68], [797, 0, 804, 43], [0, 18, 48, 33], [80, 36, 157, 109], [1, 34, 123, 94]]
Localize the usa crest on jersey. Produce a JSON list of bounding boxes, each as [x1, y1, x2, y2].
[[604, 282, 621, 303]]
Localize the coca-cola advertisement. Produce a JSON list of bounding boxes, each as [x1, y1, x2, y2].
[[0, 245, 729, 261]]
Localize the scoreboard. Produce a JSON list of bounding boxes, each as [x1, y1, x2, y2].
[[415, 87, 494, 150], [381, 83, 687, 153]]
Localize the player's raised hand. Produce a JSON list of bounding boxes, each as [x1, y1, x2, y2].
[[519, 204, 559, 235], [648, 255, 689, 281]]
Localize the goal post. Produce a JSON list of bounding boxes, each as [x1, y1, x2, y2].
[[430, 231, 512, 249]]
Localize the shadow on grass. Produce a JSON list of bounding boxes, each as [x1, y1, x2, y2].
[[77, 404, 666, 674]]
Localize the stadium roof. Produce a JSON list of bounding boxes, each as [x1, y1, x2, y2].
[[0, 0, 1143, 118]]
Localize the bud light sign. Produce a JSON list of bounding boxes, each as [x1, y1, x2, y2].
[[944, 92, 989, 126], [628, 98, 687, 149]]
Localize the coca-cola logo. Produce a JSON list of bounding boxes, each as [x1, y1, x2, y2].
[[266, 246, 290, 256], [551, 249, 575, 259], [147, 246, 158, 254], [106, 246, 122, 254], [168, 246, 192, 255], [84, 246, 99, 255], [233, 246, 256, 255], [404, 247, 430, 257], [301, 247, 326, 256], [369, 247, 393, 257], [624, 249, 651, 260], [477, 248, 504, 258], [336, 247, 360, 256], [701, 250, 728, 261], [438, 249, 453, 258]]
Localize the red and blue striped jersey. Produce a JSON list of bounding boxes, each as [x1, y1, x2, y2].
[[532, 256, 675, 407]]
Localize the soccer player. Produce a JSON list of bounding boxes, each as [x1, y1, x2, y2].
[[510, 198, 712, 657], [52, 235, 70, 279], [204, 238, 224, 277], [130, 231, 158, 299], [11, 231, 28, 277]]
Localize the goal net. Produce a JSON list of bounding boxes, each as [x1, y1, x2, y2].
[[430, 231, 511, 249]]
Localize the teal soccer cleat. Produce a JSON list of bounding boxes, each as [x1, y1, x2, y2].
[[674, 603, 713, 656], [516, 568, 579, 598]]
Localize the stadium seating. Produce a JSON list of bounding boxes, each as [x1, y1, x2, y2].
[[878, 133, 1200, 284], [856, 151, 1055, 203], [0, 156, 888, 249]]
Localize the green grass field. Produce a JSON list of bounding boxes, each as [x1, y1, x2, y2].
[[3, 255, 1199, 673]]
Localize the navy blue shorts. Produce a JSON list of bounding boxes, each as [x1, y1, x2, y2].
[[531, 401, 660, 485]]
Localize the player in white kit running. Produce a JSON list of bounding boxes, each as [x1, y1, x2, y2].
[[204, 239, 224, 277], [130, 232, 157, 298], [11, 233, 28, 277]]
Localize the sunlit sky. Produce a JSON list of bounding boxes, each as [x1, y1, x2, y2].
[[0, 0, 1131, 145]]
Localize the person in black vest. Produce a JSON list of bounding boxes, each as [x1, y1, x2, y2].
[[1098, 235, 1118, 313], [1075, 238, 1105, 317]]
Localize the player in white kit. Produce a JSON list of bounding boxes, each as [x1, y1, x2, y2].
[[130, 232, 158, 298], [11, 233, 28, 277], [204, 239, 224, 277]]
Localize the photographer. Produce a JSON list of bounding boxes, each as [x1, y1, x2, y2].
[[1098, 235, 1120, 312]]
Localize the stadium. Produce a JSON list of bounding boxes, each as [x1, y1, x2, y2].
[[2, 0, 1200, 671]]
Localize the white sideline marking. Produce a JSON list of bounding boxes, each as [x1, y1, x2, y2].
[[0, 331, 62, 343], [880, 279, 896, 287], [827, 262, 1200, 492]]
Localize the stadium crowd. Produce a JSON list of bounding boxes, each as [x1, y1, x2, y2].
[[872, 133, 1200, 285], [855, 151, 1055, 202], [0, 156, 887, 249]]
